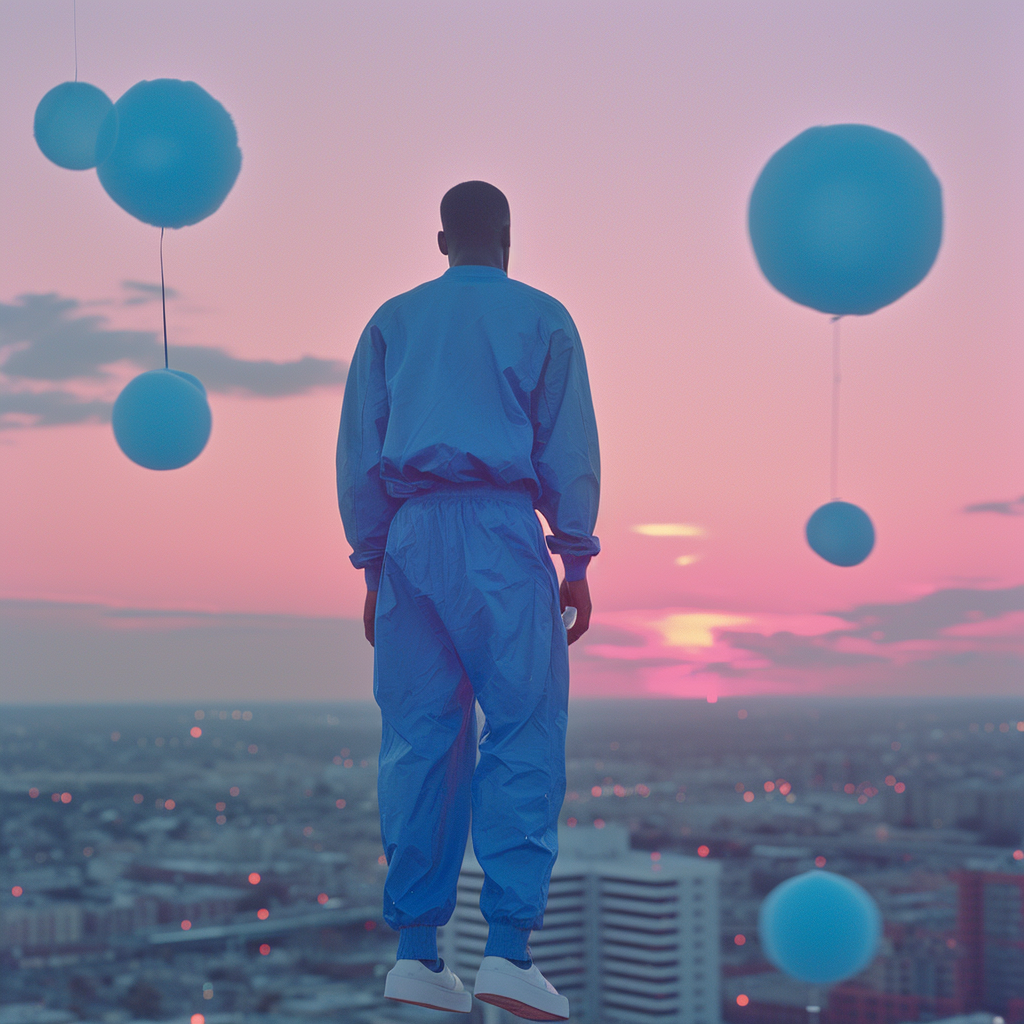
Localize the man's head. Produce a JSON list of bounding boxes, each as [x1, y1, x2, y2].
[[438, 181, 510, 271]]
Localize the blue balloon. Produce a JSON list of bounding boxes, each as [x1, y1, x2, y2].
[[167, 369, 207, 396], [112, 369, 211, 470], [759, 871, 882, 984], [749, 124, 942, 315], [96, 79, 241, 228], [34, 82, 116, 170], [806, 501, 875, 567]]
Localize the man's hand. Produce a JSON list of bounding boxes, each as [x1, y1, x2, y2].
[[364, 589, 377, 646], [559, 576, 591, 645]]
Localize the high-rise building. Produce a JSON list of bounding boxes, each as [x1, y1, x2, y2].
[[439, 822, 721, 1024], [954, 866, 1024, 1022]]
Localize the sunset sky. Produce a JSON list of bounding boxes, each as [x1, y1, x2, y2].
[[1, 0, 1021, 702]]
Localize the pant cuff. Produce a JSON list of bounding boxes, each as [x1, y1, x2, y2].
[[396, 925, 438, 961], [484, 923, 531, 960]]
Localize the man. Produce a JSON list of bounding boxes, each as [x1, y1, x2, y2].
[[337, 181, 600, 1020]]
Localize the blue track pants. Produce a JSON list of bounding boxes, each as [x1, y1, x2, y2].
[[373, 484, 569, 962]]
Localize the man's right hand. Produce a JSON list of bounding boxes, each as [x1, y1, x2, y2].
[[559, 576, 591, 645]]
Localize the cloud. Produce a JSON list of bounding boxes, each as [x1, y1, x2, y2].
[[0, 598, 374, 703], [831, 585, 1024, 643], [0, 292, 348, 428], [121, 280, 179, 305], [572, 585, 1024, 698], [633, 523, 705, 537], [0, 389, 114, 427], [963, 495, 1024, 516], [718, 629, 883, 668]]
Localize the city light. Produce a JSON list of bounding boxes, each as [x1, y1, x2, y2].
[[317, 893, 329, 904], [591, 785, 602, 797], [191, 1014, 205, 1024], [181, 920, 191, 930], [190, 726, 202, 738], [336, 799, 346, 809], [28, 788, 38, 798], [257, 908, 269, 920], [885, 775, 896, 786], [11, 886, 23, 897], [737, 995, 750, 1007], [230, 787, 240, 797], [815, 856, 827, 868], [61, 792, 72, 803], [1014, 850, 1023, 861], [133, 793, 144, 803], [259, 943, 271, 955], [248, 872, 261, 884], [697, 845, 710, 857], [894, 782, 906, 793], [743, 791, 754, 802], [594, 819, 606, 829], [164, 799, 176, 810], [566, 817, 578, 827], [734, 934, 745, 945]]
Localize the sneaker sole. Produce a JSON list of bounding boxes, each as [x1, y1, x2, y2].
[[474, 968, 570, 1022], [384, 974, 472, 1013], [475, 991, 569, 1021]]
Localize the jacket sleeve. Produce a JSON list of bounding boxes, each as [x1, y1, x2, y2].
[[336, 321, 402, 590], [532, 318, 601, 580]]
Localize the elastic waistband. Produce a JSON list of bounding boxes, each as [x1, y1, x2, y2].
[[400, 481, 533, 503]]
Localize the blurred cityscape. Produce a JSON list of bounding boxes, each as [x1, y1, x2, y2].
[[1, 698, 1022, 1024]]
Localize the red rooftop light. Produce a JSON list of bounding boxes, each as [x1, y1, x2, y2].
[[697, 845, 710, 857], [190, 726, 202, 738], [248, 872, 261, 885]]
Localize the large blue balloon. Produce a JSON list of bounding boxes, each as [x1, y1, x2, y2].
[[806, 501, 875, 567], [96, 79, 241, 228], [112, 369, 211, 470], [749, 125, 942, 315], [759, 871, 882, 984], [34, 82, 116, 170]]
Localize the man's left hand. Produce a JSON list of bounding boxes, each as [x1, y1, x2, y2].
[[364, 589, 377, 646]]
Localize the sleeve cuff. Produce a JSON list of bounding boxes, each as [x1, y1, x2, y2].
[[561, 553, 591, 581]]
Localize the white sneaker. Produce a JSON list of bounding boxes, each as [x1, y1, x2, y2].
[[384, 958, 473, 1013], [474, 956, 570, 1021]]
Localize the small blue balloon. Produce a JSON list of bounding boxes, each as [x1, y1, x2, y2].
[[759, 870, 882, 984], [806, 501, 875, 567], [749, 124, 942, 315], [34, 82, 116, 170], [112, 369, 211, 470], [96, 79, 241, 228]]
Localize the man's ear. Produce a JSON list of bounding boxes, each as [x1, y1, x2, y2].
[[438, 231, 448, 256]]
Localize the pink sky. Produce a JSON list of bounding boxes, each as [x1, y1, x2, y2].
[[1, 1, 1021, 701]]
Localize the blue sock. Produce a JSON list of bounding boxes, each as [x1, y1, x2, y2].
[[506, 956, 532, 969], [419, 958, 444, 973]]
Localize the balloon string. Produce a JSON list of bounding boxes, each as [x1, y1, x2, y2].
[[160, 227, 169, 369], [73, 0, 78, 82], [830, 316, 842, 501]]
